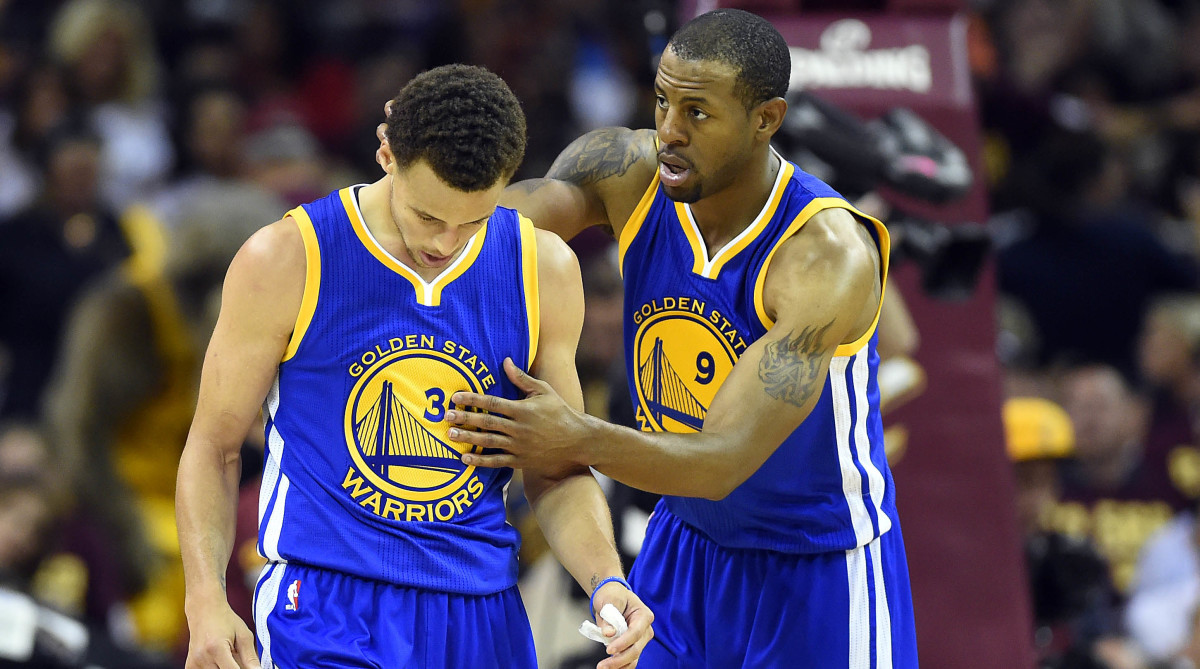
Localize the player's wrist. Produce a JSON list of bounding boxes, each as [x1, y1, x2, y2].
[[589, 575, 631, 615], [577, 413, 615, 467], [183, 590, 232, 621]]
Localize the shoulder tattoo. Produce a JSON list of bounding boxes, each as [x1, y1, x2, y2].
[[758, 321, 835, 408], [547, 128, 652, 186]]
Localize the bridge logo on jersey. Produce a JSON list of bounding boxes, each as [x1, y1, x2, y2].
[[342, 337, 494, 522], [631, 298, 744, 433]]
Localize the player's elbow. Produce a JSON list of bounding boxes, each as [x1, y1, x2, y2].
[[698, 466, 751, 501]]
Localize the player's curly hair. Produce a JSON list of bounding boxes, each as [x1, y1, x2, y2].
[[385, 64, 526, 192], [668, 9, 791, 111]]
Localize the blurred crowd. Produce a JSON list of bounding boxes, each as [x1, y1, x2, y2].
[[979, 0, 1200, 666], [2, 0, 1200, 667]]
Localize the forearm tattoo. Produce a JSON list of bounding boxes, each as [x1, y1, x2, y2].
[[547, 128, 651, 186], [758, 321, 835, 407]]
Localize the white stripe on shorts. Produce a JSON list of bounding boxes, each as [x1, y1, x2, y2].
[[870, 537, 893, 668], [255, 562, 286, 669], [846, 542, 871, 669]]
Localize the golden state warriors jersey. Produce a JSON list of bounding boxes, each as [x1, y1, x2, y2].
[[620, 153, 895, 553], [258, 186, 539, 594]]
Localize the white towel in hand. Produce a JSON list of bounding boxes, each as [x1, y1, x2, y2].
[[578, 603, 629, 644]]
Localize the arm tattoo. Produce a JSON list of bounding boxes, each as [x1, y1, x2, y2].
[[758, 321, 835, 407], [547, 128, 650, 186], [590, 573, 602, 591]]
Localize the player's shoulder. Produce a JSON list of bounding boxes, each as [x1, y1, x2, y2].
[[242, 216, 305, 262], [764, 207, 880, 316], [532, 227, 580, 280], [227, 216, 308, 291]]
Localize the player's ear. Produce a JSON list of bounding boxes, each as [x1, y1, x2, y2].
[[376, 129, 395, 174], [754, 97, 787, 140]]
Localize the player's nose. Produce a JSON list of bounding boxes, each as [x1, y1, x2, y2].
[[658, 107, 688, 146]]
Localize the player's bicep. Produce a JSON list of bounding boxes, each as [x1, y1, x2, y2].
[[188, 221, 306, 451], [528, 229, 586, 412], [702, 216, 880, 469]]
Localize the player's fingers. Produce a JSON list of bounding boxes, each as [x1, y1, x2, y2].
[[460, 452, 517, 469], [450, 391, 521, 417], [234, 627, 261, 668], [210, 643, 241, 669], [598, 644, 642, 669], [450, 427, 513, 451], [444, 410, 516, 435], [502, 357, 551, 395], [604, 611, 649, 656], [608, 610, 653, 659]]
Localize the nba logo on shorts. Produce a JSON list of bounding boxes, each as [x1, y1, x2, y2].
[[285, 580, 301, 611]]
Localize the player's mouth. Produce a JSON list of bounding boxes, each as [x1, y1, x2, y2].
[[419, 251, 453, 268], [658, 153, 693, 188]]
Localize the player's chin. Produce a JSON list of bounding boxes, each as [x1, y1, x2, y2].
[[662, 181, 702, 204]]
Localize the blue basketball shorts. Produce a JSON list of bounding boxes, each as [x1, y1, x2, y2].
[[252, 562, 536, 668], [628, 508, 918, 668]]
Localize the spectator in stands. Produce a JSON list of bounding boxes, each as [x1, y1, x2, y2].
[[1006, 396, 1146, 669], [0, 125, 128, 420], [1125, 498, 1199, 665], [998, 131, 1199, 379], [1050, 364, 1187, 594], [48, 0, 174, 208]]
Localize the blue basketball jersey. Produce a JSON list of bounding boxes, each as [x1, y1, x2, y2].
[[257, 186, 539, 594], [619, 154, 895, 553]]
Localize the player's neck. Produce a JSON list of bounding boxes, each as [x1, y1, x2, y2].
[[688, 149, 781, 254], [357, 178, 442, 281]]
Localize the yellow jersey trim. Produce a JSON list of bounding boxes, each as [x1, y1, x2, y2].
[[283, 207, 321, 362], [119, 204, 169, 284], [118, 205, 194, 371], [677, 158, 794, 279], [519, 215, 540, 368], [752, 199, 890, 357], [340, 186, 487, 307], [617, 171, 662, 278]]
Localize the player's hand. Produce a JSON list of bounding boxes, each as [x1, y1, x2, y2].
[[446, 358, 593, 476], [592, 581, 654, 669], [184, 602, 260, 669]]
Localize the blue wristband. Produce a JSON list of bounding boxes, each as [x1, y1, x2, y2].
[[589, 576, 631, 616]]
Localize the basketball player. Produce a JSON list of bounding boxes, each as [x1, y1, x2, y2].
[[176, 65, 652, 669], [444, 10, 919, 668]]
